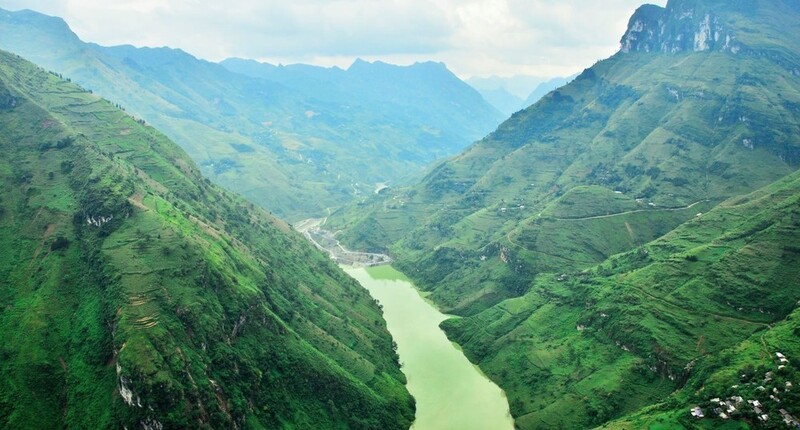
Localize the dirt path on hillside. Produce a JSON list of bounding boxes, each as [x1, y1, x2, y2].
[[553, 200, 707, 222], [127, 191, 149, 211], [629, 283, 769, 327]]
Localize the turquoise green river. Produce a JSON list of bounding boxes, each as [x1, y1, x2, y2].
[[344, 265, 515, 430]]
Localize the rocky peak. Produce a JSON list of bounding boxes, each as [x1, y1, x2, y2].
[[620, 0, 740, 54]]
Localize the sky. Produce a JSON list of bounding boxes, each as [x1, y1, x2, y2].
[[0, 0, 667, 87]]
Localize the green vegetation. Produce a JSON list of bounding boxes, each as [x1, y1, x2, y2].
[[444, 169, 800, 428], [0, 50, 413, 429], [0, 10, 502, 220], [326, 0, 800, 428]]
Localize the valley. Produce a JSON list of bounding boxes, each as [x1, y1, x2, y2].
[[1, 0, 800, 429], [345, 266, 514, 430], [0, 7, 503, 220], [324, 0, 800, 428]]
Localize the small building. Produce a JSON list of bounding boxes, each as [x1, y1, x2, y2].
[[779, 409, 800, 428], [691, 406, 705, 418]]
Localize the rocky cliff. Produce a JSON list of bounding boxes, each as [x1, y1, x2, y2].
[[620, 0, 740, 54]]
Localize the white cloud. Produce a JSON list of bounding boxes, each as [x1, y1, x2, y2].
[[0, 0, 666, 78]]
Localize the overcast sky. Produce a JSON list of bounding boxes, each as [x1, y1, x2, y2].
[[0, 0, 666, 82]]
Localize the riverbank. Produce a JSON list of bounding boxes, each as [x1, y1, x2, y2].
[[344, 266, 515, 430], [295, 218, 392, 267]]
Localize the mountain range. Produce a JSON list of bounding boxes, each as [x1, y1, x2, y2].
[[0, 8, 502, 220], [328, 0, 800, 427], [467, 75, 575, 117]]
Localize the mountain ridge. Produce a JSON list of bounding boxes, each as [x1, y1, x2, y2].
[[0, 7, 503, 219]]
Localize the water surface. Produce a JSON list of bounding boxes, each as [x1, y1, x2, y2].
[[344, 265, 514, 430]]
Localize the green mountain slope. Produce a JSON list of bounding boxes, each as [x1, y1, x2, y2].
[[331, 0, 800, 313], [443, 169, 800, 428], [0, 8, 502, 220], [0, 50, 413, 429], [326, 0, 800, 428]]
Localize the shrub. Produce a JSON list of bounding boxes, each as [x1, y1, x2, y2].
[[51, 236, 70, 251]]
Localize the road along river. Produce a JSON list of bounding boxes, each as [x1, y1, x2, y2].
[[343, 265, 514, 430]]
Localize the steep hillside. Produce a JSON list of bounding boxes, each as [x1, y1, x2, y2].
[[0, 50, 413, 429], [331, 0, 800, 313], [327, 0, 800, 428], [443, 169, 800, 428], [0, 8, 502, 219]]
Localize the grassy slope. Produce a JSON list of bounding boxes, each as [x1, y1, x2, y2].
[[0, 9, 502, 219], [441, 167, 800, 428], [326, 0, 800, 428], [330, 0, 800, 314], [0, 50, 413, 429]]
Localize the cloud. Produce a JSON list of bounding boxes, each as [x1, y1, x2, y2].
[[0, 0, 666, 78]]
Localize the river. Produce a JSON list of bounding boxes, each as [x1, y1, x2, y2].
[[344, 265, 515, 430]]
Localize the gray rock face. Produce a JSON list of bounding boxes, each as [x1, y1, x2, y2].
[[620, 0, 740, 54]]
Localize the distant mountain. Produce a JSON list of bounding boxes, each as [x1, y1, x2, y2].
[[329, 0, 800, 427], [467, 86, 524, 117], [0, 49, 414, 429], [468, 74, 576, 115], [0, 8, 503, 220], [466, 75, 544, 100], [221, 57, 502, 150], [520, 75, 575, 108]]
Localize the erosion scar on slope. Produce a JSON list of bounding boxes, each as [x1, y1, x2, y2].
[[28, 222, 58, 272], [624, 221, 636, 243]]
